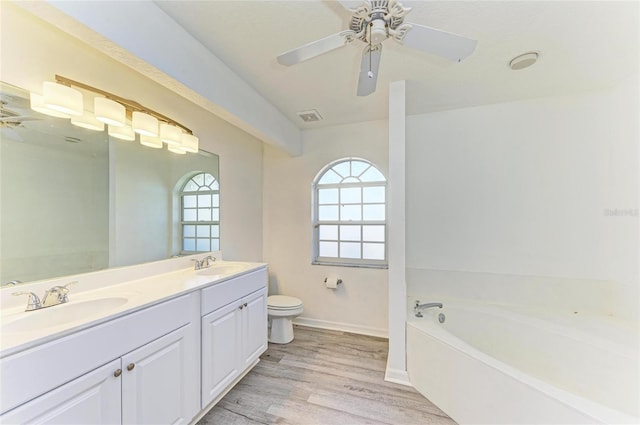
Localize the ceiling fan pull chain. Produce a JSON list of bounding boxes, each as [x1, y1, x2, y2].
[[368, 22, 374, 78]]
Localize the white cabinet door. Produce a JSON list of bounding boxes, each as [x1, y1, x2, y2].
[[1, 359, 121, 425], [242, 288, 267, 369], [121, 324, 198, 425], [201, 301, 242, 408]]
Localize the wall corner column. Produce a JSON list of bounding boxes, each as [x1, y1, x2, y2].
[[385, 80, 409, 385]]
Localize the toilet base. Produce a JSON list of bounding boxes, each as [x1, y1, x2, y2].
[[269, 316, 295, 344]]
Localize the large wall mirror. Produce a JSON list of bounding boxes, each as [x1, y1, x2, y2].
[[0, 82, 220, 286]]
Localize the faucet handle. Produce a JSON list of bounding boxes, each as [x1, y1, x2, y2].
[[191, 259, 202, 270], [203, 255, 216, 267], [54, 281, 76, 302], [12, 291, 42, 311], [62, 281, 77, 290]]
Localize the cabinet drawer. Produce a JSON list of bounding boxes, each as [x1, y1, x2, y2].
[[201, 268, 267, 316], [0, 293, 198, 415]]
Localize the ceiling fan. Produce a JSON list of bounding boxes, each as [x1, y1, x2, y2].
[[277, 0, 477, 96], [1, 96, 41, 142]]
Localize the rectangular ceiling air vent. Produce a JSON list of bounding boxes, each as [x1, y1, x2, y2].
[[297, 109, 322, 123]]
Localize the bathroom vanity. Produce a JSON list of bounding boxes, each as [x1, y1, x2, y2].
[[0, 256, 267, 424]]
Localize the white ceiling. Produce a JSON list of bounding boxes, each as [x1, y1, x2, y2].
[[154, 1, 639, 130]]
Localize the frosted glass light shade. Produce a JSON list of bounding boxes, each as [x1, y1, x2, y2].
[[132, 111, 158, 136], [140, 134, 163, 148], [108, 124, 135, 141], [71, 111, 105, 131], [30, 92, 71, 118], [95, 98, 125, 127], [168, 144, 186, 154], [180, 133, 199, 153], [160, 123, 182, 146], [42, 82, 83, 116]]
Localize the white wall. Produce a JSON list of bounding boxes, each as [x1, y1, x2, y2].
[[263, 120, 389, 336], [0, 4, 265, 269], [405, 79, 639, 322]]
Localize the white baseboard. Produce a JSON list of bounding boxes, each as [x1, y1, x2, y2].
[[384, 367, 412, 386], [293, 316, 388, 339]]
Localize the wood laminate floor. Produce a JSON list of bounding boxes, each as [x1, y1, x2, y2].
[[198, 325, 456, 425]]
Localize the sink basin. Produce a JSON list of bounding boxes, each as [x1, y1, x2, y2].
[[197, 264, 245, 276], [3, 297, 129, 333]]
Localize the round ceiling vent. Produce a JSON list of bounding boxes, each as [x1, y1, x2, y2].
[[509, 52, 539, 70]]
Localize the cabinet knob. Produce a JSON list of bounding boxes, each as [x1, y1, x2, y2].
[[239, 305, 244, 310], [127, 363, 135, 371], [244, 303, 248, 307], [114, 369, 122, 377]]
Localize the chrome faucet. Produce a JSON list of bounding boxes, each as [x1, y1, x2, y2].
[[414, 300, 443, 318], [13, 281, 76, 312], [191, 255, 216, 270], [11, 291, 41, 311]]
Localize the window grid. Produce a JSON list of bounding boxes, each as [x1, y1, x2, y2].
[[181, 173, 220, 254], [313, 159, 387, 268]]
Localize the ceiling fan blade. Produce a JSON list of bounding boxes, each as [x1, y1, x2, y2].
[[357, 44, 382, 97], [0, 116, 41, 123], [399, 23, 477, 62], [277, 30, 357, 66]]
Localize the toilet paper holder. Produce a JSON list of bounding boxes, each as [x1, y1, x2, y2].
[[324, 277, 343, 286]]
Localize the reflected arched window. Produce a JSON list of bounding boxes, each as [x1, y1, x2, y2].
[[312, 158, 387, 267], [181, 172, 219, 253]]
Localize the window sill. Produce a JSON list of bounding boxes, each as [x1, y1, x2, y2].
[[311, 261, 388, 269]]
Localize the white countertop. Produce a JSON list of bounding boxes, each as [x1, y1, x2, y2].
[[0, 259, 266, 357]]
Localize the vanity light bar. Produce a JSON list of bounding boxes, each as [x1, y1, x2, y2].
[[31, 75, 198, 154]]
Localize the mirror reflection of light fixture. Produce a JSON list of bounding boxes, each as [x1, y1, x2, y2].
[[140, 134, 163, 149], [180, 133, 199, 153], [132, 111, 159, 137], [42, 81, 83, 116], [160, 123, 182, 146], [71, 111, 105, 131], [29, 92, 71, 118], [108, 123, 136, 141], [168, 144, 187, 154], [30, 75, 198, 154], [95, 97, 126, 127]]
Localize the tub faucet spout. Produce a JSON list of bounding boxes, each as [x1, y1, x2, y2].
[[414, 301, 443, 317]]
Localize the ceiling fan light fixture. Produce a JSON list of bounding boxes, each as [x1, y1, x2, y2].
[[370, 19, 387, 45], [509, 52, 539, 70]]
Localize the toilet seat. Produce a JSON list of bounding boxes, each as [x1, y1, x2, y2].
[[267, 295, 302, 310]]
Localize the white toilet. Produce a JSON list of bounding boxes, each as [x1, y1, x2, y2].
[[267, 295, 303, 344]]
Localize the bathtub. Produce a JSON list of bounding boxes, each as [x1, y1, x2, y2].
[[406, 301, 639, 424]]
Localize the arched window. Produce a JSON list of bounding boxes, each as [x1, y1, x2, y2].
[[312, 158, 387, 267], [181, 172, 219, 253]]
